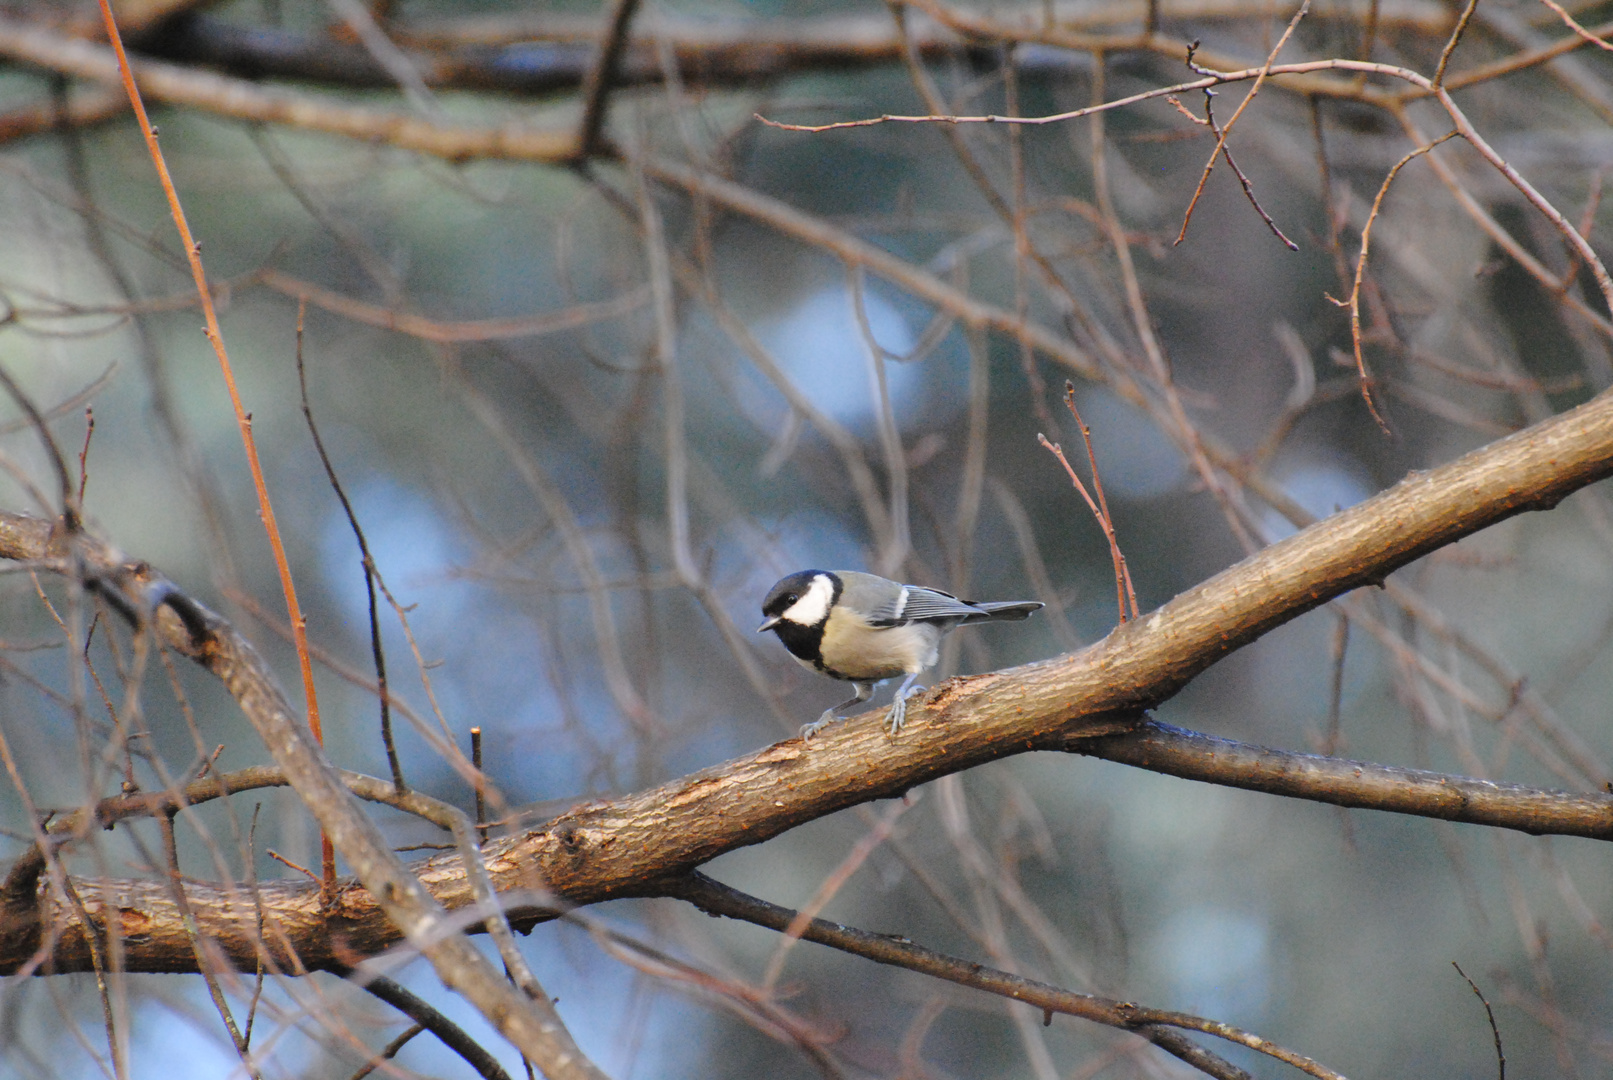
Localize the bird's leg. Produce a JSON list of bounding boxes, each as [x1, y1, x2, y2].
[[801, 681, 875, 738], [886, 672, 927, 735]]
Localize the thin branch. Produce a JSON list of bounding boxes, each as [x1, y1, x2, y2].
[[1088, 63, 1264, 557], [157, 811, 261, 1079], [346, 1022, 423, 1080], [260, 269, 649, 343], [573, 913, 850, 1074], [0, 363, 78, 529], [294, 301, 404, 794], [987, 478, 1082, 651], [1200, 89, 1298, 250], [1076, 719, 1613, 836], [0, 15, 578, 161], [1037, 433, 1135, 624], [1342, 128, 1460, 434], [575, 0, 642, 158], [1432, 0, 1483, 88], [849, 266, 912, 577], [761, 796, 912, 990], [666, 872, 1344, 1080], [326, 0, 443, 116], [471, 727, 487, 846], [447, 360, 655, 733], [1452, 962, 1507, 1080], [338, 969, 514, 1080], [92, 0, 335, 893], [1534, 0, 1613, 52], [1176, 0, 1312, 245], [1064, 385, 1138, 619]]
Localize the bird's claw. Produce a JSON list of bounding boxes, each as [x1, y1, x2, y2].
[[800, 713, 836, 739], [887, 684, 926, 736]]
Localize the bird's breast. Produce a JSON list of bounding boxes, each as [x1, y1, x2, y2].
[[820, 618, 941, 681]]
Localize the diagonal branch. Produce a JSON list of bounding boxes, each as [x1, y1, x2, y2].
[[669, 877, 1251, 1080], [1, 386, 1612, 979], [574, 0, 642, 158]]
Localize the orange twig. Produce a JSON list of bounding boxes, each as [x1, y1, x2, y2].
[[1340, 128, 1459, 436], [1063, 385, 1139, 621], [76, 407, 93, 505], [1037, 391, 1138, 625], [95, 0, 334, 897], [266, 848, 321, 882]]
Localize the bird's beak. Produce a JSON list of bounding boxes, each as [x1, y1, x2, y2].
[[757, 616, 780, 633]]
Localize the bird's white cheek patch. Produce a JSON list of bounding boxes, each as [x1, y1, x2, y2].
[[783, 573, 834, 626]]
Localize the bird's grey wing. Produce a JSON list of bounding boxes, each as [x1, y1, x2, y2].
[[886, 586, 990, 625]]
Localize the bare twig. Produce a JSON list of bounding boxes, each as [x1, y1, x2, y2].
[[75, 409, 92, 507], [1452, 962, 1507, 1080], [157, 811, 260, 1078], [849, 266, 912, 577], [449, 363, 655, 733], [326, 0, 442, 116], [346, 1022, 424, 1080], [1200, 89, 1298, 250], [471, 727, 487, 846], [339, 970, 514, 1080], [260, 269, 649, 343], [266, 849, 319, 881], [1341, 128, 1460, 434], [1432, 0, 1483, 87], [1533, 0, 1613, 53], [295, 300, 404, 794], [0, 363, 78, 528], [1066, 385, 1138, 619], [1175, 0, 1312, 245], [92, 0, 336, 894], [575, 0, 643, 157]]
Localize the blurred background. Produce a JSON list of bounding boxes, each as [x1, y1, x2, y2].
[[1, 0, 1612, 1076]]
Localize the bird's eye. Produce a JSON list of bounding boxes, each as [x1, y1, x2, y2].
[[784, 594, 798, 604]]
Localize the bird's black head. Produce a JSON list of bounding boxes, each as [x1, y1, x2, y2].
[[759, 570, 840, 631]]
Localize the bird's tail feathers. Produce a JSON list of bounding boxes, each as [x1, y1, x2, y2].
[[964, 600, 1044, 622]]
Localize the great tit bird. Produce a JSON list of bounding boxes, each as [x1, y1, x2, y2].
[[757, 570, 1043, 737]]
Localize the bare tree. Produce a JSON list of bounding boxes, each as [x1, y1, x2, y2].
[[0, 1, 1610, 1078]]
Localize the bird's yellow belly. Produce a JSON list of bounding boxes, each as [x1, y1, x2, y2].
[[818, 619, 940, 681]]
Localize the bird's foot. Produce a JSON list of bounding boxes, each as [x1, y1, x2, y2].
[[887, 684, 926, 736], [800, 712, 838, 739]]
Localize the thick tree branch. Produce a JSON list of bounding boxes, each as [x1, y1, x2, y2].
[[62, 8, 1446, 100], [0, 14, 579, 162], [0, 388, 1610, 978], [1082, 720, 1613, 833], [0, 11, 1392, 164]]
